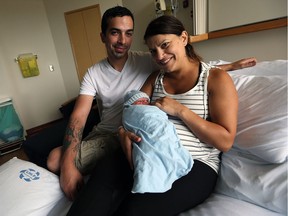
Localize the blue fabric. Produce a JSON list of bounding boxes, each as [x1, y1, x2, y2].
[[123, 104, 193, 193]]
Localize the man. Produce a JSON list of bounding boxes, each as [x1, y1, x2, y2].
[[47, 6, 257, 201], [47, 6, 158, 201]]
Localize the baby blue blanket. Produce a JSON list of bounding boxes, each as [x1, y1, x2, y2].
[[122, 104, 193, 193]]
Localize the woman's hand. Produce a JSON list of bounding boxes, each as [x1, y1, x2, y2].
[[153, 96, 183, 117], [118, 126, 141, 170]]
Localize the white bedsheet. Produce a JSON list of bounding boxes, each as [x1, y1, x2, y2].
[[179, 193, 284, 216]]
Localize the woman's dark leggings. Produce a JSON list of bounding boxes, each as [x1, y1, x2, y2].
[[67, 148, 217, 216]]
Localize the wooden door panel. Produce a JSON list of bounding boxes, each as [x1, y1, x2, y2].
[[83, 6, 106, 64], [65, 5, 106, 82]]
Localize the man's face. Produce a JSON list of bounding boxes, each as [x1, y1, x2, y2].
[[101, 16, 134, 59]]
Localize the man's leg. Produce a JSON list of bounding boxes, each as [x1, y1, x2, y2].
[[47, 146, 62, 173], [67, 147, 133, 216], [75, 134, 121, 175]]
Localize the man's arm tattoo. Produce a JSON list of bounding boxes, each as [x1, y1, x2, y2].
[[63, 119, 84, 151]]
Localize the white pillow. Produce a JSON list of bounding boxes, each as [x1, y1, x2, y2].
[[0, 157, 71, 216], [230, 73, 287, 163], [214, 60, 288, 214], [215, 149, 287, 214]]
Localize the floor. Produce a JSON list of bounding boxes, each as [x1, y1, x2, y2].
[[0, 147, 29, 166]]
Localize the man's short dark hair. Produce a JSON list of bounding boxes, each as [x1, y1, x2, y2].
[[101, 6, 134, 35]]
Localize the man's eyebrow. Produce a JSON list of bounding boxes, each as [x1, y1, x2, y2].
[[109, 27, 120, 31], [109, 28, 134, 32]]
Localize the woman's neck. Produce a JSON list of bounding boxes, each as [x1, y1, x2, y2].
[[163, 61, 201, 94]]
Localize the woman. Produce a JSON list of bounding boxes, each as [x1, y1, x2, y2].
[[117, 15, 238, 215]]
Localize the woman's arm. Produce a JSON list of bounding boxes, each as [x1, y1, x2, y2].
[[154, 68, 238, 152]]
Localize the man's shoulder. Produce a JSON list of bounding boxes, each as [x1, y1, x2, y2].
[[88, 58, 107, 71], [128, 51, 154, 68], [129, 51, 159, 72], [129, 50, 151, 58]]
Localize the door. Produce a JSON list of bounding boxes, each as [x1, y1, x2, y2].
[[65, 5, 106, 82]]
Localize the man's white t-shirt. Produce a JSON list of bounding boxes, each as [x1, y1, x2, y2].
[[80, 51, 157, 133]]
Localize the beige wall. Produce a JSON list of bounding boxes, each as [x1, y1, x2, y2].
[[0, 0, 121, 131], [0, 0, 67, 130], [43, 0, 123, 100], [193, 27, 287, 62], [122, 0, 194, 51], [123, 0, 287, 61], [209, 0, 287, 31]]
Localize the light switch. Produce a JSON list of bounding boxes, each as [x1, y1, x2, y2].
[[49, 65, 54, 72]]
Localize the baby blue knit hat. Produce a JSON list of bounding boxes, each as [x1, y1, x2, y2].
[[124, 90, 150, 106]]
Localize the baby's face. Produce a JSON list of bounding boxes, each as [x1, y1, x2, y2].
[[132, 98, 149, 105]]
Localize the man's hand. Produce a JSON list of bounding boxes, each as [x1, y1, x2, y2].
[[60, 160, 84, 201], [218, 57, 257, 71], [118, 126, 141, 170], [231, 57, 257, 70]]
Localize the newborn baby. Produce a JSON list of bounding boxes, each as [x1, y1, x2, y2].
[[122, 90, 193, 193]]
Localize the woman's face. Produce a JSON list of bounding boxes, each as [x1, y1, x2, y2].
[[146, 31, 188, 72]]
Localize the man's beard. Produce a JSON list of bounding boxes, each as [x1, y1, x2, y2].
[[112, 43, 129, 58], [113, 50, 126, 58]]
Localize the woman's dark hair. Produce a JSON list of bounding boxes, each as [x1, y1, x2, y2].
[[144, 15, 202, 62], [101, 6, 134, 35]]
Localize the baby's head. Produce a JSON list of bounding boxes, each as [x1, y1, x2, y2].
[[124, 90, 150, 106]]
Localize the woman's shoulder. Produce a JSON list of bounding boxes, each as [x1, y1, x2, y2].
[[200, 61, 226, 77], [200, 61, 218, 71], [207, 65, 235, 92], [208, 66, 230, 79]]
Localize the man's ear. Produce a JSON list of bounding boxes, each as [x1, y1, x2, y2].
[[100, 32, 105, 43]]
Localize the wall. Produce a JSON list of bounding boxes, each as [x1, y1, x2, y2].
[[193, 27, 287, 62], [43, 0, 123, 100], [0, 0, 121, 131], [0, 0, 67, 130], [209, 0, 287, 31], [123, 0, 287, 61], [122, 0, 194, 52], [121, 0, 154, 52]]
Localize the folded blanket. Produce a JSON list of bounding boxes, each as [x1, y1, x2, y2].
[[123, 104, 193, 193]]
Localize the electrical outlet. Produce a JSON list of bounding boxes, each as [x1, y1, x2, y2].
[[49, 65, 54, 72]]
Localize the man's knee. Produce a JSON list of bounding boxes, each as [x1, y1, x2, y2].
[[47, 147, 62, 173]]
